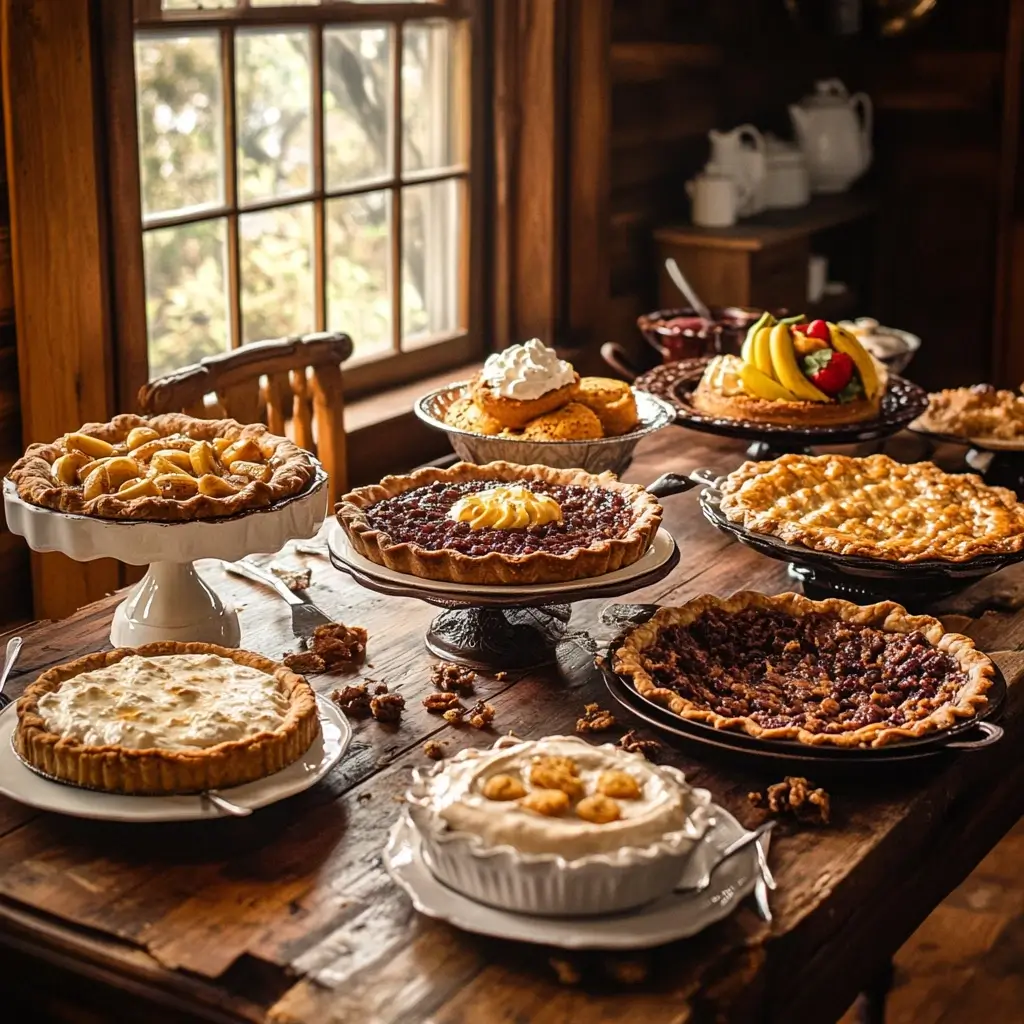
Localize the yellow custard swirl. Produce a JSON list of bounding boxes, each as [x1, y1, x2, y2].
[[449, 485, 563, 531]]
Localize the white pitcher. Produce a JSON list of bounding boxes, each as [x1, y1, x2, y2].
[[708, 124, 767, 216], [789, 79, 872, 194]]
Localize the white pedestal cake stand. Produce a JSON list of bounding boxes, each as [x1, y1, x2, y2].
[[3, 469, 328, 647]]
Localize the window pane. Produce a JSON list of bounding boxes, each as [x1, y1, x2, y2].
[[144, 219, 230, 378], [403, 20, 462, 175], [327, 191, 391, 360], [236, 30, 312, 205], [324, 27, 392, 189], [135, 32, 223, 220], [240, 203, 315, 344], [402, 179, 462, 344]]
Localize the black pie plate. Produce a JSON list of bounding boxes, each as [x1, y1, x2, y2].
[[634, 357, 928, 460], [697, 480, 1024, 606]]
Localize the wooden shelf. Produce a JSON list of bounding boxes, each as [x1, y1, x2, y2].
[[610, 41, 724, 82], [653, 192, 878, 252]]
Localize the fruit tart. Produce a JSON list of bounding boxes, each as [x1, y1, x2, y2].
[[7, 412, 318, 521], [614, 591, 994, 748], [718, 452, 1024, 562], [15, 642, 320, 793], [692, 313, 886, 426], [336, 461, 662, 585]]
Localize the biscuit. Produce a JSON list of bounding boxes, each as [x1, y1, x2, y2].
[[521, 403, 603, 442], [469, 372, 581, 430], [443, 396, 505, 436], [576, 377, 639, 436]]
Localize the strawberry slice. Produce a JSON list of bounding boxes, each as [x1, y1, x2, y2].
[[805, 319, 831, 341], [802, 348, 854, 396]]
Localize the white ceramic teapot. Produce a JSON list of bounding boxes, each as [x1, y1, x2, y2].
[[789, 79, 872, 194], [708, 124, 766, 216]]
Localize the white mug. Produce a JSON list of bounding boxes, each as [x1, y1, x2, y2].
[[686, 174, 737, 228]]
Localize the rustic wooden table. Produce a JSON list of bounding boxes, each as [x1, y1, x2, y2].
[[3, 428, 1024, 1024]]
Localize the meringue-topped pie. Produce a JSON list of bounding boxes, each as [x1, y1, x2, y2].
[[7, 412, 317, 521], [15, 643, 319, 794]]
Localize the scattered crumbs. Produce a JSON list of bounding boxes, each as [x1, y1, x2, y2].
[[423, 740, 447, 761], [431, 661, 477, 695], [494, 671, 508, 681], [370, 692, 405, 723], [423, 692, 463, 714], [749, 776, 831, 826], [283, 651, 326, 675], [331, 684, 370, 717], [576, 702, 616, 733], [270, 565, 312, 592], [549, 957, 581, 986], [618, 729, 662, 762]]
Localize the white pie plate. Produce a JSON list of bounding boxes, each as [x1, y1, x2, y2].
[[328, 523, 678, 600], [0, 694, 350, 822], [383, 803, 767, 950]]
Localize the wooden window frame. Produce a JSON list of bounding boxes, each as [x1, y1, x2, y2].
[[101, 0, 486, 409]]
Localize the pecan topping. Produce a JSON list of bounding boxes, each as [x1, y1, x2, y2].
[[576, 702, 616, 733], [749, 775, 830, 825]]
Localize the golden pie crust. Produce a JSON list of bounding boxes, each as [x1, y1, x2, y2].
[[912, 385, 1024, 446], [8, 412, 318, 521], [691, 386, 880, 426], [336, 461, 663, 585], [15, 642, 320, 794], [613, 591, 994, 748], [719, 453, 1024, 562]]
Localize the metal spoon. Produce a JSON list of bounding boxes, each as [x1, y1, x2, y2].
[[675, 819, 776, 894], [202, 789, 252, 817], [665, 257, 713, 322], [0, 636, 24, 711]]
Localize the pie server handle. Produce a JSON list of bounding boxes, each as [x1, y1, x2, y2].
[[943, 720, 1003, 750], [646, 469, 721, 498]]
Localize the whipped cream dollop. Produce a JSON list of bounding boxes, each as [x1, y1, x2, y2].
[[38, 654, 290, 751], [481, 339, 575, 400], [417, 736, 695, 858], [448, 485, 562, 531], [699, 354, 746, 397]]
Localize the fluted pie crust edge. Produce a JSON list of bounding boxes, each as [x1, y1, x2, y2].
[[15, 642, 320, 794], [336, 461, 663, 585], [691, 386, 880, 426], [613, 591, 995, 748], [8, 412, 318, 521]]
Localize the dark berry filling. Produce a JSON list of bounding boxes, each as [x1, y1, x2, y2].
[[365, 480, 632, 556], [640, 607, 971, 735]]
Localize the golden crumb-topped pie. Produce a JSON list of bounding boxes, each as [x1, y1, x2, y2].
[[15, 643, 319, 794], [336, 461, 662, 585], [614, 592, 995, 748], [8, 412, 318, 521], [718, 452, 1024, 562], [912, 384, 1024, 446]]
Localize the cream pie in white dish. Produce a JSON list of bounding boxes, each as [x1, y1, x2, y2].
[[405, 735, 712, 916], [15, 642, 319, 794]]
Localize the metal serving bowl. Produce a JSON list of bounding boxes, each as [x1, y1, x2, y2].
[[414, 381, 676, 475]]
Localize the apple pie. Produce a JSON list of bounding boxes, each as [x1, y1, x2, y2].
[[8, 412, 317, 520]]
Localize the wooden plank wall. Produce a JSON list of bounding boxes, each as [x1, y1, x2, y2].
[[607, 0, 1015, 391]]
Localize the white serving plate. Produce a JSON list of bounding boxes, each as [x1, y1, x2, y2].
[[383, 803, 768, 950], [0, 694, 350, 822], [328, 523, 678, 601]]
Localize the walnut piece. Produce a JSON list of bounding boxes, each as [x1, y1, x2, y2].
[[430, 661, 477, 695], [596, 769, 641, 800], [576, 794, 621, 824], [528, 762, 584, 799], [618, 729, 662, 761], [370, 692, 405, 722], [466, 700, 495, 729], [482, 773, 527, 801], [576, 702, 616, 733], [373, 682, 390, 694], [520, 788, 571, 817], [423, 740, 447, 761], [283, 651, 326, 675], [311, 621, 368, 669], [331, 684, 371, 717], [749, 775, 831, 826], [442, 707, 465, 724], [423, 691, 464, 714]]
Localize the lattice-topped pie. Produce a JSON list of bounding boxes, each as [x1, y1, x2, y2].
[[15, 643, 320, 794], [8, 412, 317, 521], [719, 452, 1024, 562], [337, 461, 662, 584], [614, 592, 995, 748]]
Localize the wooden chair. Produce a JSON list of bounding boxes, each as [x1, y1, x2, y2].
[[137, 331, 354, 508]]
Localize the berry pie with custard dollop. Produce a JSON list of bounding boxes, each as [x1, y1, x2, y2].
[[336, 461, 663, 585]]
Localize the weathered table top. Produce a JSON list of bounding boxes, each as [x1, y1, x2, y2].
[[3, 428, 1024, 1024]]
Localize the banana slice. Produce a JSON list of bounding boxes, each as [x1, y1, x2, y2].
[[768, 324, 829, 402], [220, 438, 262, 467], [829, 324, 881, 400], [151, 449, 194, 474], [153, 473, 199, 500], [230, 460, 272, 483], [130, 437, 194, 464], [82, 457, 143, 500], [64, 432, 114, 459], [740, 311, 772, 363], [51, 451, 91, 485], [198, 474, 239, 497], [189, 440, 218, 476], [117, 478, 160, 500], [126, 427, 161, 451], [740, 362, 801, 402], [752, 327, 777, 380], [213, 437, 234, 456]]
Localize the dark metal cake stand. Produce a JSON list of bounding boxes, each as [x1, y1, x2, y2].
[[329, 538, 681, 671]]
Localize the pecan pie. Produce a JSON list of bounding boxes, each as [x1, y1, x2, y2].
[[336, 461, 662, 584], [613, 592, 994, 748], [8, 412, 317, 521], [15, 642, 320, 794], [719, 453, 1024, 562]]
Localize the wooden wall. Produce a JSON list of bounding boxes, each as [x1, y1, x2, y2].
[[606, 0, 1018, 391]]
